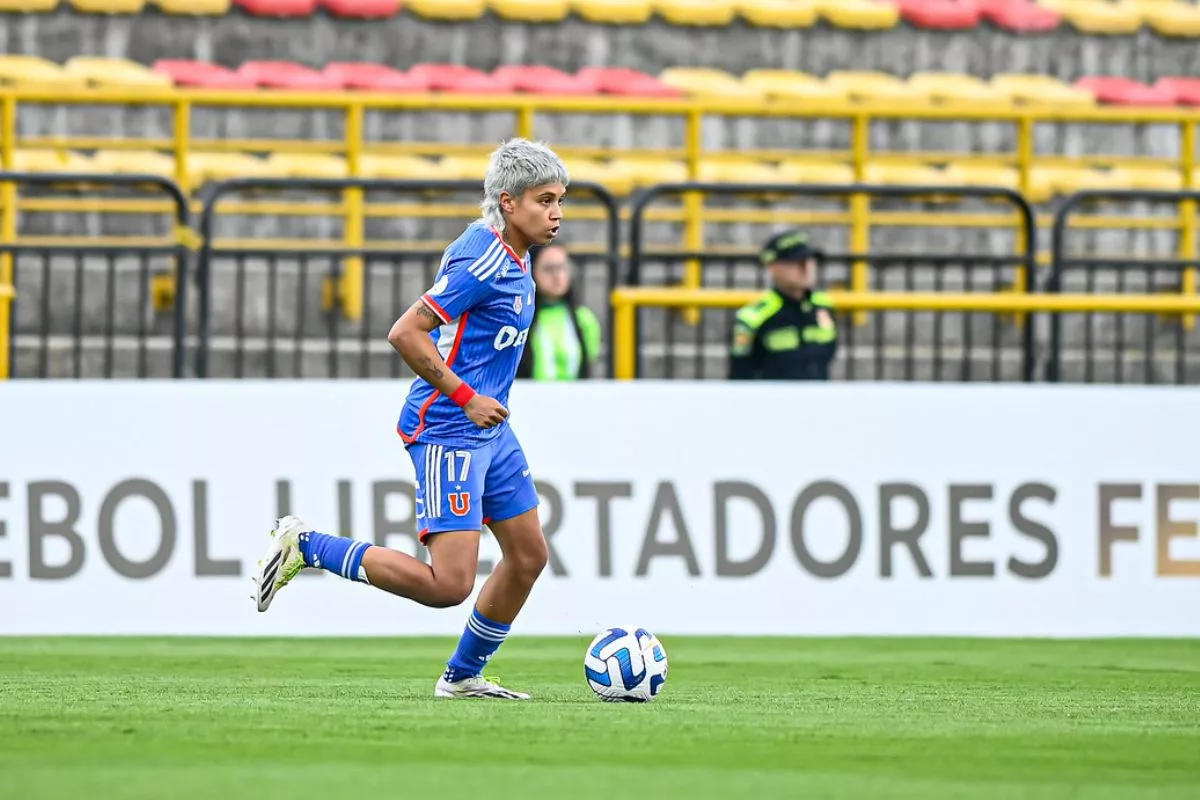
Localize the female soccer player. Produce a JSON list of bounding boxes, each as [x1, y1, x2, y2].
[[253, 138, 569, 700]]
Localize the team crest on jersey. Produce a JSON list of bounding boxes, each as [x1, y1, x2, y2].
[[513, 295, 523, 314]]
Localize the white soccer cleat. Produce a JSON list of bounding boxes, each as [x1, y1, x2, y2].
[[434, 672, 531, 700], [252, 515, 308, 613]]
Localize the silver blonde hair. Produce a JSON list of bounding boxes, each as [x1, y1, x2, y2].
[[480, 138, 569, 231]]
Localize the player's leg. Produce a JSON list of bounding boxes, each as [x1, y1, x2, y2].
[[254, 440, 487, 612], [436, 426, 545, 699]]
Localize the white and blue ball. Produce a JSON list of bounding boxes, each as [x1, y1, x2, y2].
[[584, 625, 669, 702]]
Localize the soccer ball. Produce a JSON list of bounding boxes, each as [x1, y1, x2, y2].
[[584, 625, 669, 702]]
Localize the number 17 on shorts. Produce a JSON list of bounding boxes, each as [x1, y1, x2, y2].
[[409, 427, 541, 543]]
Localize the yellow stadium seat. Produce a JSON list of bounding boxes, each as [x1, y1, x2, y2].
[[1109, 165, 1183, 191], [825, 71, 923, 103], [561, 159, 636, 195], [92, 150, 176, 177], [1039, 0, 1142, 35], [69, 0, 146, 12], [1028, 165, 1130, 202], [941, 163, 1021, 190], [0, 0, 59, 11], [907, 73, 1011, 106], [697, 159, 786, 184], [658, 68, 761, 98], [438, 155, 494, 181], [736, 0, 817, 28], [488, 0, 569, 21], [616, 157, 689, 188], [186, 153, 280, 185], [406, 0, 485, 20], [10, 150, 99, 173], [65, 57, 172, 88], [815, 0, 898, 29], [11, 150, 71, 172], [989, 74, 1094, 107], [265, 153, 348, 179], [0, 55, 87, 88], [776, 160, 856, 184], [863, 162, 947, 186], [571, 0, 652, 22], [357, 155, 451, 180], [741, 70, 846, 102], [653, 0, 736, 26], [151, 0, 230, 13], [1136, 0, 1200, 37]]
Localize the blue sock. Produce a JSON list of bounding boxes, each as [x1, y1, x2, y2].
[[445, 608, 511, 681], [297, 531, 372, 583]]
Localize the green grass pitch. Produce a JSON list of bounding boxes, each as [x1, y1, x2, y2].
[[1, 636, 1197, 799]]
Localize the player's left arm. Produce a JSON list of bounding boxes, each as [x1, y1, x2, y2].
[[387, 259, 508, 428]]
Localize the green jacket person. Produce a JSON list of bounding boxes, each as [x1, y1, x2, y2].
[[516, 244, 602, 380], [729, 230, 838, 381]]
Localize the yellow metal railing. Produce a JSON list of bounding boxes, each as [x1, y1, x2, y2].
[[609, 287, 1200, 380], [3, 87, 1200, 318], [0, 281, 12, 379]]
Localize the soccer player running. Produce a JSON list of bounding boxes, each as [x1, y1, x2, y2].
[[252, 139, 569, 700]]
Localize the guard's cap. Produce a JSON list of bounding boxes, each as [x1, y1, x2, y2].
[[759, 230, 822, 266]]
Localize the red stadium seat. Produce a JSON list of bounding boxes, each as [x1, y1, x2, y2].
[[890, 0, 981, 30], [233, 0, 316, 15], [977, 0, 1059, 32], [322, 62, 429, 91], [491, 65, 598, 95], [575, 67, 683, 98], [318, 0, 399, 17], [407, 63, 514, 93], [151, 59, 258, 88], [237, 61, 345, 90], [1074, 77, 1177, 107], [1154, 78, 1200, 107]]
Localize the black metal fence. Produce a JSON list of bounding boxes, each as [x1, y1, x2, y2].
[[195, 178, 620, 379], [626, 182, 1039, 381], [5, 175, 1199, 385], [1049, 190, 1200, 385], [0, 173, 190, 379]]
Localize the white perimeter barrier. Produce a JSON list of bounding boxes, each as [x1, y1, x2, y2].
[[0, 381, 1197, 637]]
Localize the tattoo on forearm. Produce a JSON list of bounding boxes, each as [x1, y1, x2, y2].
[[417, 354, 444, 381]]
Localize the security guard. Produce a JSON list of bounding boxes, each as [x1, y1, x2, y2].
[[729, 230, 838, 380]]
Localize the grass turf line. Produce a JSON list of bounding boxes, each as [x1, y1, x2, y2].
[[0, 637, 1197, 799]]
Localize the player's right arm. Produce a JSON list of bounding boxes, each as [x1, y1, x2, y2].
[[387, 259, 508, 429]]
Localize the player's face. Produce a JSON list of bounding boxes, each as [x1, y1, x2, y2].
[[506, 183, 566, 247]]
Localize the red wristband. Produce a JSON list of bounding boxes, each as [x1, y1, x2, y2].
[[449, 383, 476, 407]]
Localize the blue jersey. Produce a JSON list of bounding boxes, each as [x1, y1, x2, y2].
[[398, 223, 536, 448]]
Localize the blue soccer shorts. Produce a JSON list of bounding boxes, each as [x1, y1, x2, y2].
[[407, 424, 540, 543]]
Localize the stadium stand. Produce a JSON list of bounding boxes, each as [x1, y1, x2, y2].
[[2, 0, 1200, 34], [3, 4, 1200, 383]]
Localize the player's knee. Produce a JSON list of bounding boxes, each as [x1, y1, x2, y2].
[[433, 573, 475, 608], [511, 537, 548, 583]]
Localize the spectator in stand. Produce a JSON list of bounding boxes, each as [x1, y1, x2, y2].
[[517, 244, 602, 381]]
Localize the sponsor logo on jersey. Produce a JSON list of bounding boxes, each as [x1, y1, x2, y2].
[[494, 326, 530, 351]]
